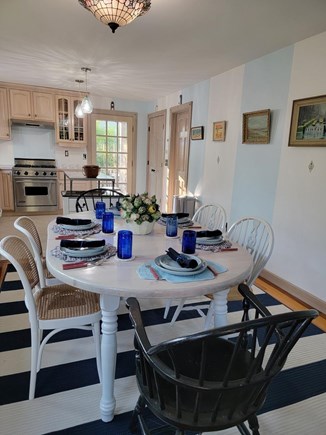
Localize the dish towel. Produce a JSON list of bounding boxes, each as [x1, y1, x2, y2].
[[137, 261, 227, 283]]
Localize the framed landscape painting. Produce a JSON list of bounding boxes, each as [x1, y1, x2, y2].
[[289, 94, 326, 147], [191, 126, 204, 140], [242, 109, 271, 144], [213, 121, 226, 141]]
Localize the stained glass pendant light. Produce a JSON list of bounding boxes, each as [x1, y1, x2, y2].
[[78, 0, 151, 33], [80, 67, 93, 114]]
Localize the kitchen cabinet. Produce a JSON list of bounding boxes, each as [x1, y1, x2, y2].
[[0, 88, 11, 140], [0, 170, 14, 211], [55, 96, 87, 146], [9, 89, 55, 122]]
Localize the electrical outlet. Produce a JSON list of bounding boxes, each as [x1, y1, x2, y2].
[[65, 150, 69, 157], [83, 153, 87, 160]]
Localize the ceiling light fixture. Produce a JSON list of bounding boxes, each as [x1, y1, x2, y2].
[[80, 67, 93, 114], [78, 0, 151, 33], [75, 79, 85, 118]]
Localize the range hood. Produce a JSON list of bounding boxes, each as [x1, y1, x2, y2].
[[11, 120, 55, 129]]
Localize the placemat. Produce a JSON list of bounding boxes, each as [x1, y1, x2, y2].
[[138, 260, 227, 283], [51, 244, 116, 262]]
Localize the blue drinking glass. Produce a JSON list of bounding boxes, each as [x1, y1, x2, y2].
[[117, 230, 133, 259], [102, 212, 114, 233], [95, 201, 106, 219], [182, 230, 197, 254], [166, 215, 178, 237]]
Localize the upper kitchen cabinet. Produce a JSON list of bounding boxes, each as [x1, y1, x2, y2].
[[55, 95, 87, 146], [0, 87, 11, 140], [9, 89, 55, 122]]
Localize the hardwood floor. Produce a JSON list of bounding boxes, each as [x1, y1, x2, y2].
[[256, 276, 326, 332]]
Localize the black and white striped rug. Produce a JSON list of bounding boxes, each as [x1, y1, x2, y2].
[[1, 264, 325, 434]]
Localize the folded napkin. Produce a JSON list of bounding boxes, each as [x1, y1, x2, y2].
[[161, 213, 189, 219], [166, 247, 198, 269], [56, 217, 92, 226], [196, 230, 222, 238], [137, 261, 227, 283], [60, 239, 105, 249]]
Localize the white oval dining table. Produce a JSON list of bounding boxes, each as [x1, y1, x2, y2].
[[46, 212, 253, 423]]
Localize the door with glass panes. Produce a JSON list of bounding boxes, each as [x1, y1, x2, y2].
[[90, 113, 135, 194]]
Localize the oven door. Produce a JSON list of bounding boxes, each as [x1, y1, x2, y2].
[[14, 178, 58, 212]]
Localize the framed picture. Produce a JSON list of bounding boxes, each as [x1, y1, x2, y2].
[[191, 126, 204, 140], [289, 94, 326, 147], [213, 121, 226, 141], [242, 109, 271, 144]]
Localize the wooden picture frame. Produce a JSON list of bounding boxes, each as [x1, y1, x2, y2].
[[213, 121, 226, 141], [289, 94, 326, 147], [242, 109, 271, 144], [191, 126, 204, 140]]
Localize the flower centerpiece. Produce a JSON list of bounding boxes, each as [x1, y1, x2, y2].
[[120, 193, 161, 234]]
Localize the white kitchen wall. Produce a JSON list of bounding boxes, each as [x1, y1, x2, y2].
[[11, 124, 56, 159]]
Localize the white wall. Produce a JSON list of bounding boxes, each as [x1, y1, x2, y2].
[[269, 33, 326, 301], [155, 31, 326, 303]]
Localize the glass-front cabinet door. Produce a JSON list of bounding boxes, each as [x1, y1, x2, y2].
[[72, 98, 85, 143], [55, 95, 87, 145]]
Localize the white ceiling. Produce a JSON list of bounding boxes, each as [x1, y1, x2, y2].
[[1, 0, 326, 102]]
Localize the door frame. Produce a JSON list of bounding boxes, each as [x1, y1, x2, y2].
[[167, 102, 193, 211], [89, 109, 137, 193]]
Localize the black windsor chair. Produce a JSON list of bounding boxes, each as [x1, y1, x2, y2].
[[75, 187, 127, 213], [127, 283, 318, 435]]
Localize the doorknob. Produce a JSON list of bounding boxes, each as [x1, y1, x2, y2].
[[151, 169, 156, 172]]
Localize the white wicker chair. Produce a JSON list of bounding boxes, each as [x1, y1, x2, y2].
[[14, 216, 60, 288], [204, 216, 274, 328], [164, 203, 227, 324], [0, 235, 102, 399]]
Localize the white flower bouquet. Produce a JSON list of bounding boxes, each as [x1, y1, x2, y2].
[[120, 193, 161, 225]]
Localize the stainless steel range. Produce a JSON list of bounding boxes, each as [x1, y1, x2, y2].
[[12, 158, 58, 212]]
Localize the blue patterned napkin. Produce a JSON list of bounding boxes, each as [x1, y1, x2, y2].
[[137, 261, 227, 283]]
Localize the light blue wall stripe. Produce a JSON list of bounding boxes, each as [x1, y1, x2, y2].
[[230, 46, 294, 224]]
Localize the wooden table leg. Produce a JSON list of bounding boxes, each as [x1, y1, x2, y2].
[[99, 294, 121, 422]]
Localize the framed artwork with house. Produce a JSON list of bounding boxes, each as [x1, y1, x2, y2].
[[289, 94, 326, 147]]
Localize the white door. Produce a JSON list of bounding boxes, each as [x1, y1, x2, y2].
[[146, 110, 166, 204], [167, 102, 192, 211], [90, 112, 136, 194]]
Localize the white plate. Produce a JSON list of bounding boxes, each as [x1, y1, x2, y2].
[[197, 237, 224, 246], [154, 256, 207, 276], [60, 221, 96, 231], [158, 254, 203, 272], [61, 245, 107, 258]]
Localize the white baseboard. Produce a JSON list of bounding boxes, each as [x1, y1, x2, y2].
[[261, 269, 326, 315]]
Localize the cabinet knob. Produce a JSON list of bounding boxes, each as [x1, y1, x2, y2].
[[35, 114, 37, 117]]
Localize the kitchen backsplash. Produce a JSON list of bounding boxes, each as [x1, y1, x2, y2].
[[1, 125, 87, 169]]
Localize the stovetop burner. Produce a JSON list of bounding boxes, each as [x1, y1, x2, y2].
[[13, 158, 57, 168], [12, 158, 57, 178]]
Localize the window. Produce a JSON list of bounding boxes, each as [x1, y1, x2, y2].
[[90, 112, 136, 194]]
